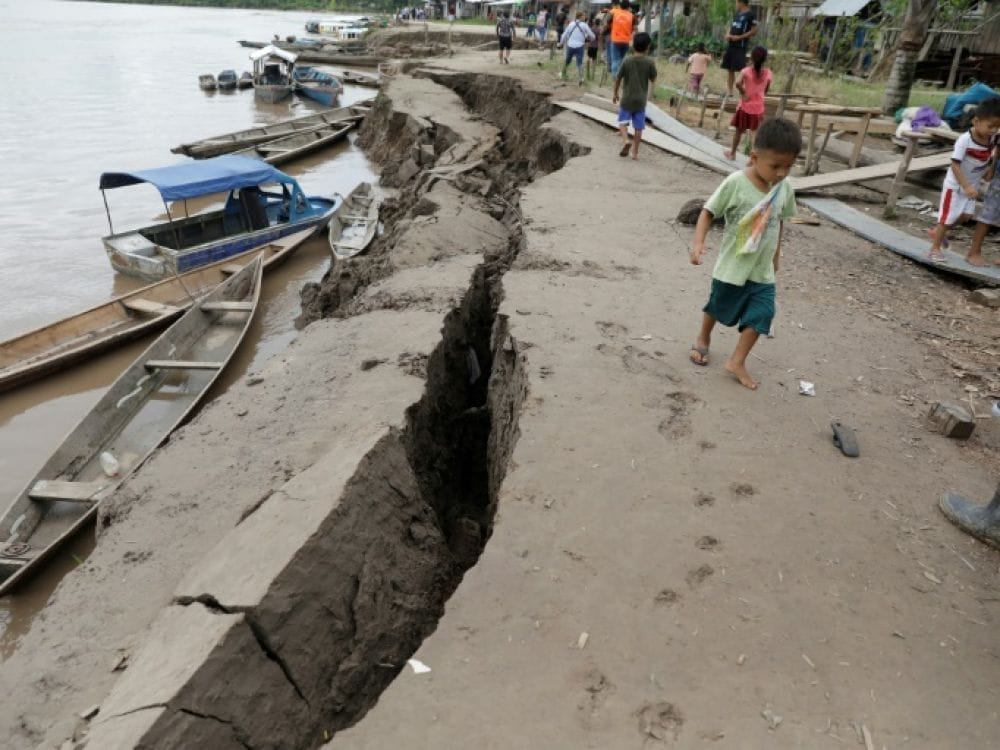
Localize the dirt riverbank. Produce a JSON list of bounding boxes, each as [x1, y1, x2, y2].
[[0, 44, 998, 750]]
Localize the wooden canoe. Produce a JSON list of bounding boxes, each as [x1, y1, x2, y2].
[[230, 122, 354, 166], [329, 182, 379, 260], [340, 70, 380, 88], [0, 227, 316, 395], [170, 102, 372, 159], [0, 259, 263, 596]]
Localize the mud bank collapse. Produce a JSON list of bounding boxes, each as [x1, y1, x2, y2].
[[67, 73, 584, 749]]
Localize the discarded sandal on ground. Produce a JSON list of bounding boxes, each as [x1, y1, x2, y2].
[[831, 421, 860, 457]]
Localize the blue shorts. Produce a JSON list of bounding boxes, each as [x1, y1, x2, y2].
[[618, 107, 646, 130], [703, 278, 776, 335]]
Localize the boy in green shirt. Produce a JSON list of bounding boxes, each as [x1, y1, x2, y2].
[[688, 118, 802, 390], [612, 32, 657, 160]]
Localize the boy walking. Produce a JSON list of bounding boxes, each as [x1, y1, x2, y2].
[[928, 97, 1000, 261], [612, 32, 657, 160], [689, 118, 802, 390], [496, 12, 515, 65]]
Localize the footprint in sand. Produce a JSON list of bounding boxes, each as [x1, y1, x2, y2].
[[635, 701, 684, 742], [694, 491, 715, 507], [686, 564, 714, 587], [695, 535, 720, 551], [655, 588, 681, 605], [731, 482, 756, 497]]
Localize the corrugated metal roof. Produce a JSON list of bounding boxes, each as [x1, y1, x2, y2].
[[814, 0, 872, 16]]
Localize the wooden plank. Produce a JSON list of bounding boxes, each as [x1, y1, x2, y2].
[[555, 100, 737, 175], [884, 134, 920, 217], [790, 152, 953, 191], [145, 360, 224, 370], [850, 112, 872, 168], [122, 298, 181, 316], [219, 264, 244, 275], [800, 197, 1000, 287], [28, 480, 105, 503], [200, 301, 254, 312]]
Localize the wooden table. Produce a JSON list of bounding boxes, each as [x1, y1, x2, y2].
[[793, 104, 883, 172]]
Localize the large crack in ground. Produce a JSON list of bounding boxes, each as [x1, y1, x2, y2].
[[79, 73, 583, 749]]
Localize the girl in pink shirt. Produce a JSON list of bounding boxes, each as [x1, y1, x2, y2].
[[725, 46, 773, 160], [686, 42, 712, 93]]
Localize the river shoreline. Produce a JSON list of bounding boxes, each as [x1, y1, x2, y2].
[[1, 35, 999, 750]]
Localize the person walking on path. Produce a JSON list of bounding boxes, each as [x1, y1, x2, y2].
[[608, 0, 635, 78], [554, 6, 568, 44], [496, 12, 516, 65], [612, 32, 657, 160], [725, 46, 772, 160], [526, 10, 536, 42], [721, 0, 758, 95], [586, 13, 601, 79], [536, 8, 549, 43], [686, 42, 713, 94], [689, 118, 802, 390], [560, 11, 596, 84]]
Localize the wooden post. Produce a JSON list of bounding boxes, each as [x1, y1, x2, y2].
[[698, 86, 710, 128], [884, 133, 919, 219], [796, 107, 805, 129], [848, 112, 873, 168], [803, 111, 820, 175], [946, 45, 964, 90], [715, 91, 730, 141], [808, 122, 835, 175], [825, 17, 843, 73]]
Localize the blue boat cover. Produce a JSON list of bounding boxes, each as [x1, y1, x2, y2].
[[99, 155, 294, 201]]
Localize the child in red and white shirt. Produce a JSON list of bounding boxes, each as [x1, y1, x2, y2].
[[928, 97, 1000, 261]]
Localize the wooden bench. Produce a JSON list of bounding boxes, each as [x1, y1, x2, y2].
[[145, 360, 224, 371], [29, 479, 107, 503], [122, 298, 181, 317]]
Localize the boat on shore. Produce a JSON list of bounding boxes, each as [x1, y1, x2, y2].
[[0, 259, 263, 596], [170, 102, 371, 158], [198, 74, 217, 92], [238, 71, 253, 89], [238, 40, 382, 67], [340, 69, 380, 88], [240, 37, 368, 53], [100, 154, 338, 280], [231, 122, 353, 166], [251, 44, 296, 103], [217, 69, 239, 91], [0, 228, 315, 395], [329, 182, 379, 259], [293, 66, 342, 107]]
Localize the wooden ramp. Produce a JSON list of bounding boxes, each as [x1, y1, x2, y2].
[[800, 197, 1000, 287], [790, 152, 952, 192], [554, 100, 738, 176]]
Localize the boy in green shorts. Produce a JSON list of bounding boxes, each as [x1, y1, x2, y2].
[[688, 118, 802, 390]]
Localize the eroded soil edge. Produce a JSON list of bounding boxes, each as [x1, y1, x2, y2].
[[76, 73, 582, 749]]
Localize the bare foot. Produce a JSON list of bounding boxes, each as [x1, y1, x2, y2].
[[723, 150, 735, 160], [966, 253, 988, 266], [724, 360, 758, 390], [631, 154, 639, 161]]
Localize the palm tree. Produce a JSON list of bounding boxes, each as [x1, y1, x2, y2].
[[882, 0, 938, 114]]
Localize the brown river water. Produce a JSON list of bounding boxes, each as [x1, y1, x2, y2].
[[0, 0, 378, 654]]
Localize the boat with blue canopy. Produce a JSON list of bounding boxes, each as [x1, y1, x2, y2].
[[99, 154, 338, 280]]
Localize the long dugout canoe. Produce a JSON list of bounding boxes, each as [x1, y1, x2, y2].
[[0, 227, 317, 395], [171, 102, 372, 159], [0, 259, 263, 595]]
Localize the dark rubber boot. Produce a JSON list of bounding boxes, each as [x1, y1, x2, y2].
[[939, 482, 1000, 549]]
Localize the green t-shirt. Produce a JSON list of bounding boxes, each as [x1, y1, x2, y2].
[[617, 55, 657, 113], [704, 171, 796, 285]]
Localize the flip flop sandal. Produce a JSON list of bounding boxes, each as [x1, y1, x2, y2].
[[926, 228, 949, 250], [619, 142, 631, 157], [689, 345, 709, 366], [831, 421, 860, 458]]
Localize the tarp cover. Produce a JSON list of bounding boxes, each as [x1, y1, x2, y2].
[[814, 0, 872, 16], [249, 44, 298, 63], [99, 155, 293, 200], [943, 82, 1000, 127]]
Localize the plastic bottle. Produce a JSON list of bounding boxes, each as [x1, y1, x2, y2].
[[99, 451, 120, 477]]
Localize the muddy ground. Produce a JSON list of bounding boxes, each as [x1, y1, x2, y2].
[[0, 39, 998, 750]]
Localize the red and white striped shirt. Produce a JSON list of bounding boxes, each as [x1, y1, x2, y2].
[[944, 130, 993, 191]]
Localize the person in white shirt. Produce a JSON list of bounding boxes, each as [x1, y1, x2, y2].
[[559, 11, 596, 84]]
